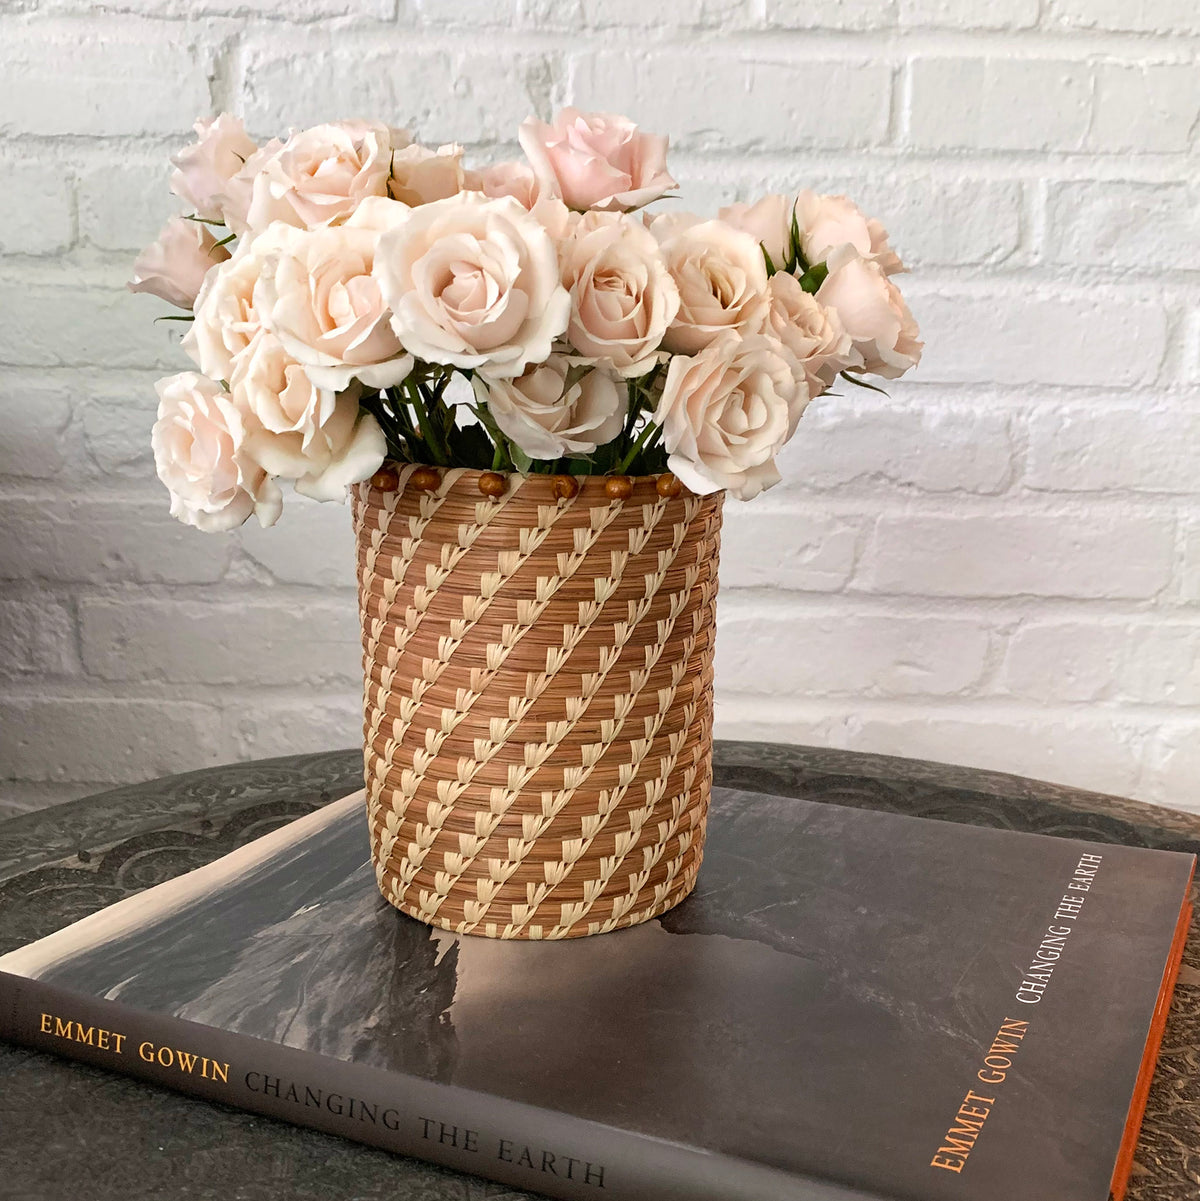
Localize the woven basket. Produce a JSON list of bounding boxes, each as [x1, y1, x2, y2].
[[351, 463, 723, 940]]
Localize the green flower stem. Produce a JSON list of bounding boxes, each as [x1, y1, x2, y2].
[[406, 378, 449, 466], [619, 366, 661, 455], [363, 390, 415, 462], [615, 418, 662, 475], [471, 402, 515, 471]]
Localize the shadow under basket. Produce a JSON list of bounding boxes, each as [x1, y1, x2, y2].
[[352, 464, 723, 940]]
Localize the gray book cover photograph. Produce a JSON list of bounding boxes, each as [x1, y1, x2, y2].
[[0, 785, 1192, 1201]]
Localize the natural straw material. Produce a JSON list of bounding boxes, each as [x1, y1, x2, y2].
[[352, 464, 723, 939]]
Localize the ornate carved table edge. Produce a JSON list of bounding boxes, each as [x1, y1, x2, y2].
[[0, 740, 1198, 1200], [0, 748, 363, 885], [714, 740, 1200, 848]]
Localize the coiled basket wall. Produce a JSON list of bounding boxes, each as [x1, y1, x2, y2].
[[352, 464, 723, 940]]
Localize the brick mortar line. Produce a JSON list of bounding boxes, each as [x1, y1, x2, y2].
[[9, 14, 1200, 56]]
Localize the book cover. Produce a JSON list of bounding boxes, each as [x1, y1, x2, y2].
[[0, 785, 1192, 1201]]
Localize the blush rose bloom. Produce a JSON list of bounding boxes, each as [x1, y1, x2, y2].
[[817, 245, 922, 380], [473, 358, 624, 460], [152, 371, 282, 531], [183, 222, 293, 382], [223, 120, 405, 236], [475, 159, 545, 209], [216, 136, 282, 233], [230, 330, 386, 501], [374, 193, 570, 378], [766, 272, 859, 397], [169, 114, 257, 222], [654, 332, 807, 501], [518, 108, 676, 212], [561, 212, 679, 378], [128, 217, 231, 311], [253, 198, 414, 391], [718, 194, 795, 269], [388, 143, 469, 207], [651, 214, 771, 355], [795, 191, 903, 275]]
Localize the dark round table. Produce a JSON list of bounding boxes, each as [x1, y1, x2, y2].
[[1, 741, 1198, 1200]]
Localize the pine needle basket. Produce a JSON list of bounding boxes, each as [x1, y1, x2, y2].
[[352, 463, 723, 940]]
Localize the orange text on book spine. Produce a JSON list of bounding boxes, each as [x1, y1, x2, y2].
[[136, 1038, 230, 1082], [39, 1011, 126, 1055]]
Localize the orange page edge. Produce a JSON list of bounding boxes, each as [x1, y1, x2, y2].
[[1108, 863, 1195, 1201]]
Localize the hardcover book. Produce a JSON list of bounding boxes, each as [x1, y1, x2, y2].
[[0, 785, 1192, 1201]]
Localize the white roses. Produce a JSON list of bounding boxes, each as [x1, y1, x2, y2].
[[375, 193, 570, 378], [655, 333, 808, 500], [652, 215, 771, 354], [129, 217, 230, 311], [152, 373, 281, 531], [230, 332, 387, 502], [133, 107, 922, 531], [184, 222, 290, 381], [225, 120, 402, 237], [169, 114, 257, 223], [473, 359, 624, 459], [795, 191, 903, 275], [817, 246, 922, 379], [519, 108, 677, 213], [254, 201, 413, 391], [561, 213, 679, 378], [766, 272, 857, 397]]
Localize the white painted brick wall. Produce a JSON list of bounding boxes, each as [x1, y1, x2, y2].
[[2, 0, 1200, 817]]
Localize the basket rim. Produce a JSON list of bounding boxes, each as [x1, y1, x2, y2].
[[364, 460, 727, 497]]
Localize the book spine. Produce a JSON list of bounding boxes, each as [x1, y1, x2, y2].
[[0, 970, 878, 1201]]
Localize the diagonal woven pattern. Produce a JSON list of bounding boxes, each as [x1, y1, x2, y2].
[[352, 466, 723, 940]]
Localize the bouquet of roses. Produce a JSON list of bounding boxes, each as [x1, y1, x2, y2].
[[130, 108, 921, 531]]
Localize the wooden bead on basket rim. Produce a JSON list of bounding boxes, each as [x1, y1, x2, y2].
[[409, 466, 441, 492], [370, 466, 400, 491], [551, 474, 580, 500], [604, 474, 634, 500], [478, 471, 507, 498], [655, 473, 683, 498]]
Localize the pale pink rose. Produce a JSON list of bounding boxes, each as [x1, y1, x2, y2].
[[216, 137, 283, 233], [475, 159, 546, 209], [518, 108, 676, 213], [169, 114, 257, 222], [374, 193, 570, 379], [795, 191, 903, 275], [128, 217, 231, 310], [388, 143, 468, 206], [254, 199, 414, 392], [224, 120, 407, 236], [230, 330, 385, 501], [152, 371, 281, 531], [473, 357, 624, 460], [557, 211, 682, 377], [561, 212, 679, 378], [766, 272, 859, 398], [817, 245, 921, 380], [654, 332, 807, 500], [718, 194, 795, 269], [183, 221, 292, 381], [529, 195, 577, 243], [651, 214, 771, 354], [288, 410, 387, 501]]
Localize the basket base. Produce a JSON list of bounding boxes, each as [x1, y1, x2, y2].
[[371, 850, 704, 940]]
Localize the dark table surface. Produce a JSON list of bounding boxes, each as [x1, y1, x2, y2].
[[1, 741, 1198, 1201]]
